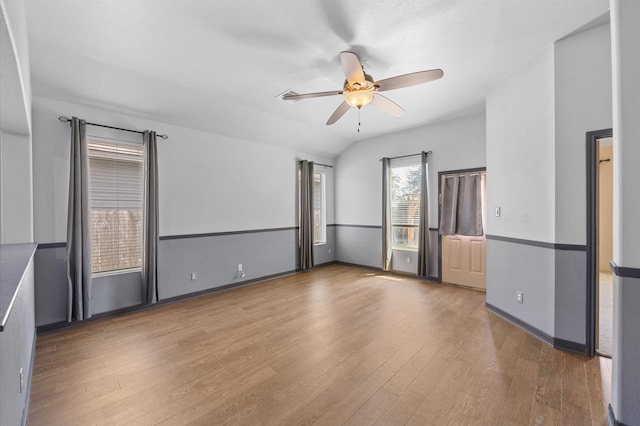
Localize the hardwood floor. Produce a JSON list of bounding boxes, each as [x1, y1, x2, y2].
[[28, 264, 611, 425]]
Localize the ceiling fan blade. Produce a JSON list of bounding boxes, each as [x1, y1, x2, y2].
[[375, 69, 444, 92], [326, 101, 351, 125], [283, 90, 343, 101], [340, 51, 365, 84], [318, 3, 353, 44], [371, 94, 405, 117]]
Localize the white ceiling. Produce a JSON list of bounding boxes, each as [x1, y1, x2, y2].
[[23, 0, 608, 158]]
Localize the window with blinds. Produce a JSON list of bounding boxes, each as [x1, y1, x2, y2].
[[88, 139, 144, 274], [391, 163, 421, 250], [313, 171, 326, 244]]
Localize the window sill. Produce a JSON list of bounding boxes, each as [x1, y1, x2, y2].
[[392, 247, 418, 252], [314, 242, 327, 246], [92, 267, 141, 278]]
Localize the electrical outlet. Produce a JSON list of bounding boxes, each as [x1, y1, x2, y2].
[[406, 257, 411, 263], [516, 291, 523, 304], [237, 263, 246, 278], [495, 206, 501, 217], [328, 248, 332, 254], [190, 272, 197, 281]]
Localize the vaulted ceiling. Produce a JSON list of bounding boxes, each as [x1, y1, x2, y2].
[[24, 0, 608, 157]]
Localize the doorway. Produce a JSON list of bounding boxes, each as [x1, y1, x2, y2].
[[438, 168, 487, 290], [586, 129, 613, 358]]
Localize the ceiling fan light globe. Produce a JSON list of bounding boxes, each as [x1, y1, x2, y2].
[[344, 90, 373, 109]]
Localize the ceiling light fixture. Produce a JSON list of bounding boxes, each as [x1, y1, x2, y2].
[[343, 78, 375, 109], [344, 89, 373, 108]]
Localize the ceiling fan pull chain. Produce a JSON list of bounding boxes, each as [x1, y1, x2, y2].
[[358, 108, 361, 133]]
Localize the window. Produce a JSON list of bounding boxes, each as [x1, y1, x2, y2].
[[313, 170, 326, 244], [391, 163, 421, 250], [88, 138, 144, 274]]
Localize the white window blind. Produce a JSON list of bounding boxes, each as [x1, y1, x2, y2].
[[390, 163, 421, 250], [313, 171, 326, 244], [88, 140, 144, 274]]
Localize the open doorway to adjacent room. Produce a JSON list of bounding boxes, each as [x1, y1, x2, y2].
[[587, 129, 613, 358]]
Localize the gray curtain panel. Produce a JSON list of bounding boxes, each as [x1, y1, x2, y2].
[[439, 175, 459, 235], [417, 152, 430, 277], [66, 117, 92, 321], [381, 158, 392, 271], [142, 131, 159, 304], [456, 173, 483, 236], [299, 160, 314, 271]]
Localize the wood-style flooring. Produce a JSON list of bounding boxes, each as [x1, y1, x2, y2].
[[598, 272, 613, 357], [28, 264, 611, 425]]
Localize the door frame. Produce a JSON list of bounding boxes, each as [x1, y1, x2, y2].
[[586, 128, 613, 358], [437, 167, 487, 283]]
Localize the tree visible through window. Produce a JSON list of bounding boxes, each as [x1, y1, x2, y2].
[[391, 164, 421, 250], [88, 139, 144, 274]]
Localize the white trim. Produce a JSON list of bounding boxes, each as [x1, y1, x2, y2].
[[92, 267, 141, 278]]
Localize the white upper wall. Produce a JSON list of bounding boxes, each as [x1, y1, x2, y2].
[[554, 23, 612, 245], [611, 0, 640, 268], [0, 0, 31, 133], [32, 96, 334, 243], [486, 47, 556, 243], [486, 23, 612, 245], [0, 132, 33, 243], [0, 0, 33, 243], [335, 113, 486, 227]]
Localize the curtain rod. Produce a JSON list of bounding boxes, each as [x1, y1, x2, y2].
[[379, 150, 432, 162], [58, 116, 168, 139], [301, 160, 333, 168]]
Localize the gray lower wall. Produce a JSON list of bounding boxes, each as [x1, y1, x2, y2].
[[34, 226, 336, 327], [486, 238, 556, 338], [335, 225, 439, 278], [392, 248, 418, 274], [92, 272, 143, 315], [314, 225, 336, 266], [335, 225, 381, 268], [554, 248, 587, 344], [158, 228, 298, 299], [34, 248, 143, 325], [611, 274, 640, 424], [487, 237, 588, 346], [34, 246, 70, 326], [0, 256, 35, 426], [36, 229, 588, 350]]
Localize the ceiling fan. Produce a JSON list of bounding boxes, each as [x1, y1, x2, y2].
[[283, 51, 443, 125]]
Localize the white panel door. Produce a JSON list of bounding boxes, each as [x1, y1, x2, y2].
[[442, 235, 486, 289]]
